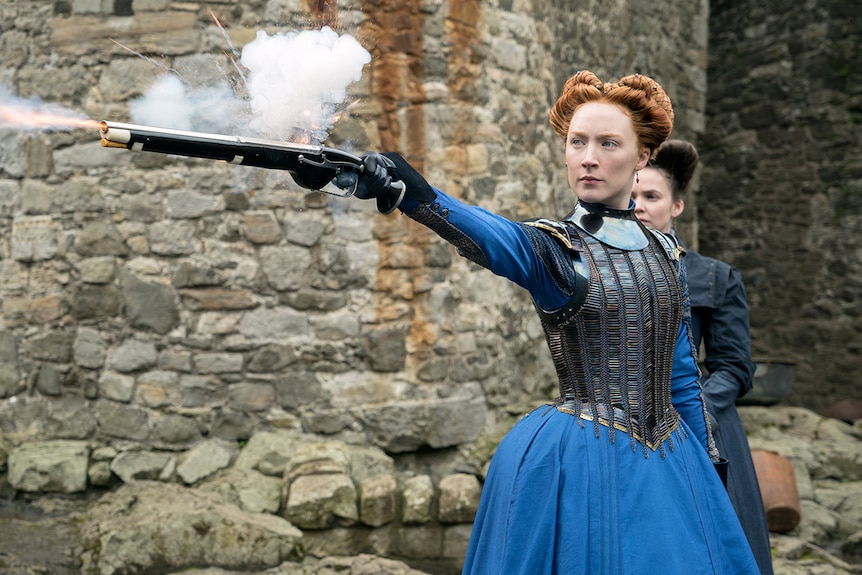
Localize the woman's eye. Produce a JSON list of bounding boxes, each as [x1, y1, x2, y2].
[[602, 140, 618, 148]]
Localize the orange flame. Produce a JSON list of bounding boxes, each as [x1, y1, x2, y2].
[[0, 103, 99, 131]]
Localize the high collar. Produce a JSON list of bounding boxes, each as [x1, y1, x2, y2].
[[563, 200, 649, 250]]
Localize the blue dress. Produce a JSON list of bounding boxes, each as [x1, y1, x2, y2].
[[398, 190, 761, 575]]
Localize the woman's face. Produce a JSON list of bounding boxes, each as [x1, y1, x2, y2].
[[565, 102, 650, 210], [631, 167, 684, 233]]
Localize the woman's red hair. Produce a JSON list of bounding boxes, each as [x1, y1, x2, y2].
[[549, 70, 674, 156]]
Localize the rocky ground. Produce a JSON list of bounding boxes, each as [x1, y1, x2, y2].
[[1, 405, 861, 575]]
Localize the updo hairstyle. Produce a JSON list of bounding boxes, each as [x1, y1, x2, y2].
[[649, 139, 699, 202], [548, 70, 675, 157]]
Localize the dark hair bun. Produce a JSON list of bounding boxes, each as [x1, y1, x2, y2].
[[651, 139, 699, 197]]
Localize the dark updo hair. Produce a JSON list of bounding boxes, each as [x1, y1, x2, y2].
[[649, 139, 699, 201], [549, 70, 674, 157]]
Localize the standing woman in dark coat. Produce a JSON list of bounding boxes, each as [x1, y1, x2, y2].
[[632, 139, 774, 575]]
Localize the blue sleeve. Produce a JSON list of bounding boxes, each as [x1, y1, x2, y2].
[[669, 256, 712, 456], [671, 319, 709, 451], [401, 189, 571, 311]]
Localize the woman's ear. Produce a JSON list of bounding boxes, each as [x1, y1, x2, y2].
[[671, 198, 685, 219], [636, 147, 651, 171]]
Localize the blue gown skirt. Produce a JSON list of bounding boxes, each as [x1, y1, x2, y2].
[[462, 405, 761, 575]]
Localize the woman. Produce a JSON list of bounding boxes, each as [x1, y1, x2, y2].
[[342, 71, 759, 574], [632, 139, 774, 575]]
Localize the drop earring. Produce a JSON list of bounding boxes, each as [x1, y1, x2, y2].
[[636, 171, 639, 184]]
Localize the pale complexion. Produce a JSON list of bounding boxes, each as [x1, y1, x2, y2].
[[631, 167, 684, 233], [565, 102, 651, 210]]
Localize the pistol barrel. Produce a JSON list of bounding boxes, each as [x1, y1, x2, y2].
[[99, 121, 363, 191]]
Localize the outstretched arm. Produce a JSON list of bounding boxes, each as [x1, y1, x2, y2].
[[351, 152, 573, 312]]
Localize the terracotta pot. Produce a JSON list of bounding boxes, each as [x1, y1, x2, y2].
[[750, 449, 801, 533]]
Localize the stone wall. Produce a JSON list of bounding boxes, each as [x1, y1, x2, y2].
[[700, 0, 862, 411], [0, 0, 709, 460], [1, 0, 711, 571]]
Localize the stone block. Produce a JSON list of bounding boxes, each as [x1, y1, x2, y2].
[[0, 179, 20, 216], [135, 370, 181, 408], [53, 141, 128, 177], [98, 371, 135, 402], [284, 473, 358, 529], [397, 525, 444, 559], [71, 0, 111, 14], [243, 211, 282, 244], [226, 382, 276, 412], [23, 133, 54, 178], [79, 481, 303, 574], [283, 214, 325, 247], [8, 440, 90, 492], [239, 306, 311, 340], [2, 296, 30, 327], [310, 310, 360, 340], [73, 327, 106, 369], [110, 450, 173, 482], [147, 220, 196, 256], [22, 176, 104, 214], [108, 339, 158, 372], [402, 474, 434, 524], [94, 399, 150, 441], [119, 271, 180, 334], [26, 330, 74, 363], [11, 215, 59, 262], [0, 131, 25, 178], [50, 13, 200, 57], [437, 473, 481, 524], [36, 363, 63, 396], [179, 374, 224, 408], [71, 284, 121, 320], [275, 373, 327, 412], [77, 256, 116, 284], [194, 352, 244, 374], [154, 414, 203, 447], [88, 460, 113, 486], [74, 221, 128, 257], [359, 473, 397, 527], [31, 295, 64, 323], [362, 325, 408, 372], [0, 331, 20, 398], [179, 288, 257, 310], [167, 189, 225, 219], [199, 467, 283, 515], [132, 0, 171, 12], [259, 245, 313, 291], [360, 394, 486, 452], [44, 396, 98, 440], [177, 438, 237, 484], [442, 523, 473, 561]]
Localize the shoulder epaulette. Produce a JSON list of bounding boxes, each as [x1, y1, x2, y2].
[[523, 219, 574, 250], [648, 228, 685, 261]]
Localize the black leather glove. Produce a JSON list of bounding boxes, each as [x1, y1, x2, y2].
[[335, 151, 437, 213], [355, 152, 406, 214]]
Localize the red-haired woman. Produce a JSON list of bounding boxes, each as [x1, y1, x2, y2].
[[342, 71, 760, 574]]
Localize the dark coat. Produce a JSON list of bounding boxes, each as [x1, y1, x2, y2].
[[686, 249, 774, 575]]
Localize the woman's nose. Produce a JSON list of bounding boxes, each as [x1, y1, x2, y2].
[[581, 145, 598, 166]]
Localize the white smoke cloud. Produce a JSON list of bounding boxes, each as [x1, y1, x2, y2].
[[129, 26, 371, 144], [130, 75, 195, 131]]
